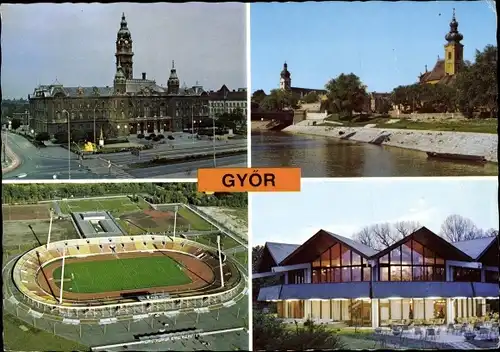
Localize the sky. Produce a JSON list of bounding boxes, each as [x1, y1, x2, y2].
[[1, 3, 247, 99], [251, 1, 497, 93], [252, 178, 498, 246]]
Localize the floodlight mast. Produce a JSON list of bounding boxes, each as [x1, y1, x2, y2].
[[59, 249, 66, 305], [173, 206, 178, 238], [47, 209, 53, 249], [217, 235, 224, 288]]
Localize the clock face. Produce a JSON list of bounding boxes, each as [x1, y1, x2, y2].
[[125, 40, 129, 44]]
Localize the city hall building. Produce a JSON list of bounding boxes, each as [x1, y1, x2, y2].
[[28, 14, 245, 140], [255, 227, 499, 328]]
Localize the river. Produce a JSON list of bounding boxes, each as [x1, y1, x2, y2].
[[251, 132, 498, 177]]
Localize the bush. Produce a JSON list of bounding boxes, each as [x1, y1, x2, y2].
[[137, 134, 145, 139], [253, 312, 345, 351], [145, 136, 152, 140], [149, 133, 156, 138], [167, 135, 175, 140], [152, 136, 161, 142], [157, 134, 165, 139]]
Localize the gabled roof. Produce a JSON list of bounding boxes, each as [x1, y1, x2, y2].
[[266, 242, 300, 265], [280, 229, 377, 266], [372, 226, 473, 262], [452, 236, 497, 260], [324, 230, 378, 257]]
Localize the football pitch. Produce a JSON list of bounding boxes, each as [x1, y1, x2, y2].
[[52, 256, 191, 293], [58, 197, 150, 216]]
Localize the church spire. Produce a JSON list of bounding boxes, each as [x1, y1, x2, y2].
[[445, 8, 463, 44]]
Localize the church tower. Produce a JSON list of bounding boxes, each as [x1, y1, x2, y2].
[[167, 60, 180, 94], [444, 9, 464, 76], [115, 13, 134, 80], [280, 62, 291, 90]]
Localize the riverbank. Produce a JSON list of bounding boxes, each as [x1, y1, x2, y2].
[[283, 125, 498, 163], [1, 144, 21, 174]]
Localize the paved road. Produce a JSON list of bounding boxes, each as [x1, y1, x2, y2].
[[1, 132, 99, 180], [1, 132, 247, 180], [128, 154, 247, 178], [102, 139, 247, 166]]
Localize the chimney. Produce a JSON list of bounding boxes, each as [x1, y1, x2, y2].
[[142, 72, 146, 80]]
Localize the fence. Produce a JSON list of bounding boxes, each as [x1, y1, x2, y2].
[[10, 235, 247, 318]]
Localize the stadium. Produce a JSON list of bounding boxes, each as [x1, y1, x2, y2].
[[3, 196, 248, 350]]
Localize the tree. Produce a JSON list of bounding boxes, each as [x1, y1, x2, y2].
[[260, 89, 300, 111], [440, 214, 485, 242], [324, 73, 368, 117], [35, 132, 50, 143], [354, 221, 421, 250], [455, 45, 497, 118], [11, 118, 22, 130], [302, 91, 319, 104], [253, 245, 264, 273], [252, 89, 267, 105], [217, 108, 245, 130]]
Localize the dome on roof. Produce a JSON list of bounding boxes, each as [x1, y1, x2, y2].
[[445, 9, 463, 44], [280, 62, 290, 79]]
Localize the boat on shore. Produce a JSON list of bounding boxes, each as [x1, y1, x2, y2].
[[426, 152, 487, 164]]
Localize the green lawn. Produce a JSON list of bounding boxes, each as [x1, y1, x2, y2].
[[58, 197, 150, 216], [232, 251, 248, 266], [324, 114, 498, 134], [155, 205, 213, 231], [194, 233, 241, 249], [52, 256, 191, 293], [377, 118, 498, 134], [116, 218, 146, 235], [3, 312, 88, 351]]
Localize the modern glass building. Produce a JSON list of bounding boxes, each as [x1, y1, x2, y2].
[[254, 227, 499, 328]]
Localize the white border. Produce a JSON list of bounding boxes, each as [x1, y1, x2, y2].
[[245, 4, 253, 350], [246, 2, 252, 170]]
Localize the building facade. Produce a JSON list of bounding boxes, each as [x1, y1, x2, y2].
[[255, 227, 499, 328], [419, 9, 464, 85], [208, 85, 247, 119], [279, 62, 327, 99], [28, 13, 220, 141]]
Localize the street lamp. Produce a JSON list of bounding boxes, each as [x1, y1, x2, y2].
[[62, 109, 71, 179], [93, 105, 98, 146], [191, 104, 194, 143]]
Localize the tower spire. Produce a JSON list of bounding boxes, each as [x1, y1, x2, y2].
[[172, 60, 175, 69]]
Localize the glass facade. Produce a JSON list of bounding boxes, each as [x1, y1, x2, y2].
[[378, 239, 445, 281], [278, 299, 371, 327], [379, 298, 447, 326], [485, 270, 499, 284], [311, 244, 371, 283], [453, 267, 481, 282]]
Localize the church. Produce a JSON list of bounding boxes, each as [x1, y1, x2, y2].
[[28, 14, 239, 140], [418, 9, 464, 85], [279, 62, 327, 99]]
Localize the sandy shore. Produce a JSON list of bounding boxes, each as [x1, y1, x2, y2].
[[283, 125, 498, 163]]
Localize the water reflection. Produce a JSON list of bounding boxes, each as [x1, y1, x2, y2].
[[251, 132, 498, 177]]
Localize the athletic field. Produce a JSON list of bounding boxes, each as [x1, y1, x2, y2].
[[52, 256, 191, 293], [58, 197, 150, 216]]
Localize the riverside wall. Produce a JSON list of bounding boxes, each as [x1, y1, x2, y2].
[[283, 125, 498, 163]]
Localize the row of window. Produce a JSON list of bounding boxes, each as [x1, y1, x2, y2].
[[210, 101, 246, 108]]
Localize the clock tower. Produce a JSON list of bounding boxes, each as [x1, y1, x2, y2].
[[115, 13, 134, 80]]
